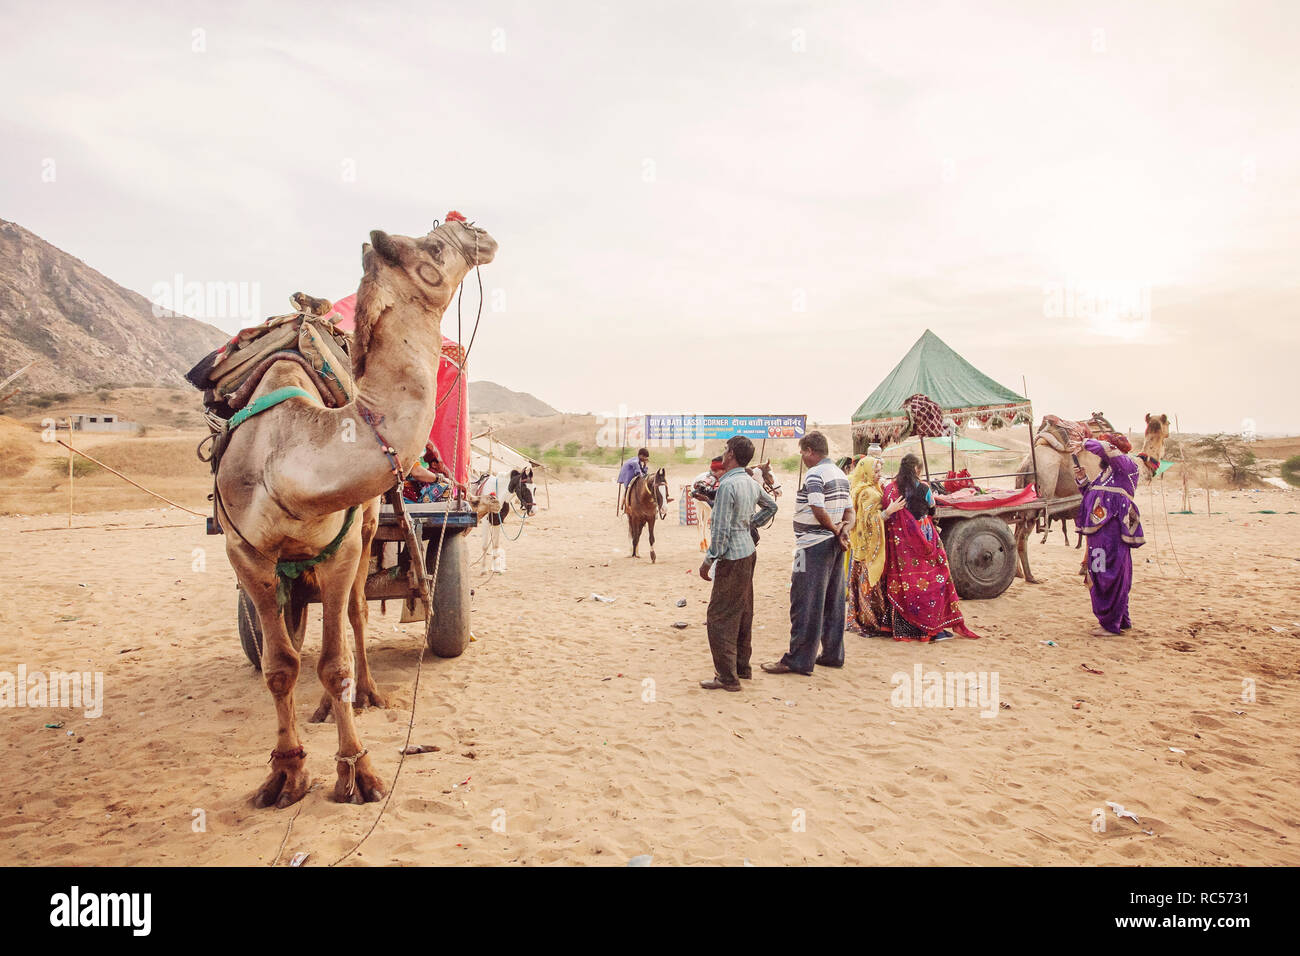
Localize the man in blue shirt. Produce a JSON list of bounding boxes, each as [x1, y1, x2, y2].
[[617, 448, 650, 514], [698, 436, 778, 691]]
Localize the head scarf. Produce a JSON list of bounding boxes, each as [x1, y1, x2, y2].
[[848, 457, 887, 587]]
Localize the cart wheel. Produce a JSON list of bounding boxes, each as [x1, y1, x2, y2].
[[425, 530, 470, 658], [945, 516, 1017, 600], [237, 584, 309, 670]]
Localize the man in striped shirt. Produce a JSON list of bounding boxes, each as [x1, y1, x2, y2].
[[763, 431, 855, 676]]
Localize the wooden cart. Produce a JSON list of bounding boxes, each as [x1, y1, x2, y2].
[[934, 493, 1081, 600], [220, 487, 478, 668]]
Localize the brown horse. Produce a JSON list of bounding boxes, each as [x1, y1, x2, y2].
[[626, 468, 669, 563]]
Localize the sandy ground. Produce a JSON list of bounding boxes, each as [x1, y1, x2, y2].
[[1, 471, 1298, 866]]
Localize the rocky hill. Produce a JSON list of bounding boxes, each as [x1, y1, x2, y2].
[[0, 219, 227, 392], [469, 380, 559, 417]]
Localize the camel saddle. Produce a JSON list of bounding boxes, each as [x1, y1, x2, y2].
[[191, 294, 357, 517], [186, 292, 355, 420]]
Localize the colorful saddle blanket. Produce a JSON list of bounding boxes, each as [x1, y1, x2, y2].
[[186, 293, 354, 415]]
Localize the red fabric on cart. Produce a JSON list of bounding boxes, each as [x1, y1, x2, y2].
[[331, 293, 470, 485], [934, 484, 1038, 510]]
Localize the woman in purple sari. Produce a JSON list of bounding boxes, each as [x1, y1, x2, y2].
[[1073, 434, 1144, 635]]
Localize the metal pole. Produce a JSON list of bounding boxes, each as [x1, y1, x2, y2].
[[919, 435, 931, 485]]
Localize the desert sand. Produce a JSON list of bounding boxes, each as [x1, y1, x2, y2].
[[1, 461, 1298, 866]]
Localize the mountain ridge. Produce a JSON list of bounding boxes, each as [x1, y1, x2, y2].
[[0, 218, 228, 392]]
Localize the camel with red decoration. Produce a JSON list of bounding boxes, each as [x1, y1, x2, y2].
[[215, 217, 497, 808]]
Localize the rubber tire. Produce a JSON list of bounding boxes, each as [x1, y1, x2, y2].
[[237, 585, 308, 670], [944, 516, 1017, 601], [425, 530, 471, 658]]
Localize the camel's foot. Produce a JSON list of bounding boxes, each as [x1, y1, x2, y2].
[[254, 756, 311, 809], [334, 752, 385, 805], [309, 683, 388, 723]]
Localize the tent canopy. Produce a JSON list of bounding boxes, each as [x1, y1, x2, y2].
[[896, 434, 1008, 453], [851, 329, 1030, 448]]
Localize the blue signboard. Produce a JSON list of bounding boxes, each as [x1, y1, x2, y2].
[[643, 415, 807, 443]]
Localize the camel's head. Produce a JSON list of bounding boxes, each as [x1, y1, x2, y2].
[[1137, 412, 1170, 479], [353, 217, 498, 373]]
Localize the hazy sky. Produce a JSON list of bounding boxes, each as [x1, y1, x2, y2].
[[2, 0, 1297, 434]]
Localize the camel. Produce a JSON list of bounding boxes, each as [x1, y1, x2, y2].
[[1011, 411, 1167, 582], [216, 220, 497, 809], [1137, 413, 1170, 480], [1011, 413, 1108, 582], [626, 467, 668, 562]]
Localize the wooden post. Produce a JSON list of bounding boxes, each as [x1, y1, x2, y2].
[[542, 465, 550, 509], [66, 417, 74, 527], [759, 437, 766, 464], [1024, 377, 1040, 495], [919, 434, 931, 485], [616, 415, 629, 515]]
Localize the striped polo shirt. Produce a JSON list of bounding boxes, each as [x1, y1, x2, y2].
[[793, 458, 851, 549]]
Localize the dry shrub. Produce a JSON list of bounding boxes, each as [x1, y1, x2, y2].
[[0, 417, 39, 479]]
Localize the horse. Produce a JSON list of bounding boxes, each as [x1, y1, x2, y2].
[[626, 467, 669, 563], [746, 460, 781, 498]]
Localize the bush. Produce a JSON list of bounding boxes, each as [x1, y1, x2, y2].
[[1282, 455, 1300, 488], [49, 457, 100, 478]]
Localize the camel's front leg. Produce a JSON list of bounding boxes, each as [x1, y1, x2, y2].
[[230, 547, 313, 809], [316, 538, 386, 805], [1015, 521, 1040, 584]]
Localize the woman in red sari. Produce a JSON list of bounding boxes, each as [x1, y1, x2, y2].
[[882, 454, 981, 642]]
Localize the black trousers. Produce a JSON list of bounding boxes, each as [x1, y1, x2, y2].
[[782, 537, 846, 672], [706, 552, 757, 685]]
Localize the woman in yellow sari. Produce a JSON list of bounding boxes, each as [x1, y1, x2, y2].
[[846, 455, 890, 634]]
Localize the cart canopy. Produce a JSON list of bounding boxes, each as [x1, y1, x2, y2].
[[851, 329, 1030, 448]]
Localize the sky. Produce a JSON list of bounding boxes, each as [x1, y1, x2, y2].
[[2, 0, 1297, 434]]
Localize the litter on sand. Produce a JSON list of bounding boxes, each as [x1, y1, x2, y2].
[[1040, 640, 1058, 647], [676, 598, 687, 607], [1080, 664, 1105, 675], [1169, 747, 1186, 754], [672, 621, 689, 629], [590, 593, 616, 603], [1106, 801, 1140, 823], [288, 852, 310, 867], [627, 854, 653, 867], [400, 744, 440, 755], [44, 722, 64, 729]]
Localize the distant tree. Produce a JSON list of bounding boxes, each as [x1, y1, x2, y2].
[[1193, 433, 1264, 487]]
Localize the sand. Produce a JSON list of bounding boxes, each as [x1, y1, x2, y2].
[[1, 470, 1297, 866]]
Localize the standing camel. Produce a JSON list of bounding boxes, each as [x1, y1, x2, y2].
[[216, 220, 497, 808], [626, 468, 669, 563]]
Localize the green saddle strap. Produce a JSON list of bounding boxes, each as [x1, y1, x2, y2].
[[228, 386, 316, 431], [275, 506, 359, 609]]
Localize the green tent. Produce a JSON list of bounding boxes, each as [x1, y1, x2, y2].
[[851, 329, 1032, 453]]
